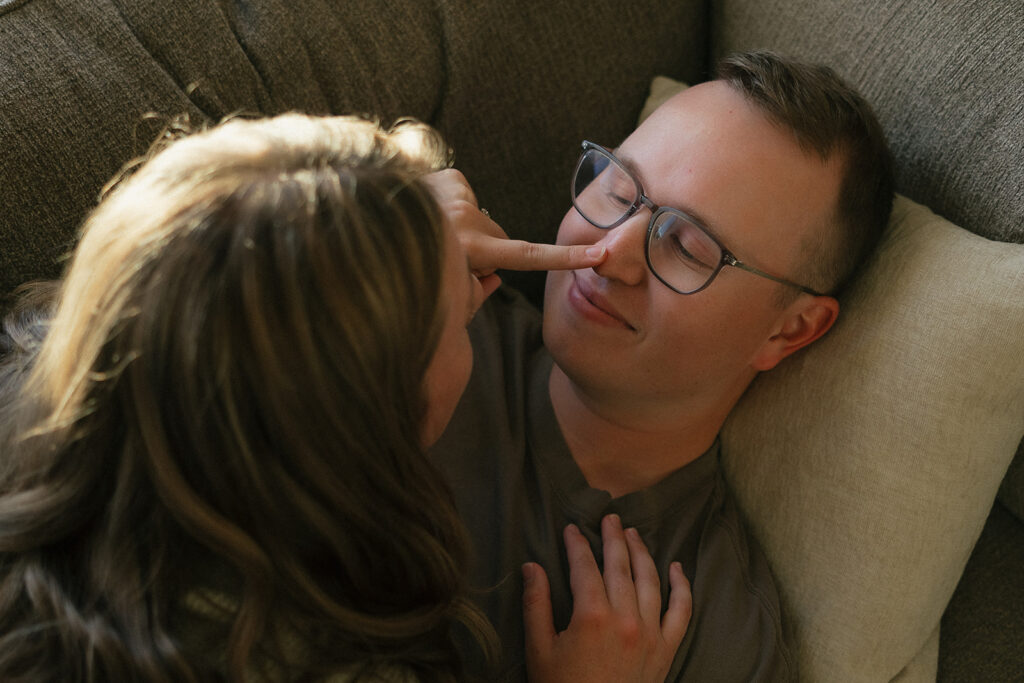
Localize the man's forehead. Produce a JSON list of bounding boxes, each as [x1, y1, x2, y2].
[[611, 81, 842, 259], [610, 147, 647, 186], [612, 84, 752, 235], [620, 82, 746, 156], [623, 81, 830, 183]]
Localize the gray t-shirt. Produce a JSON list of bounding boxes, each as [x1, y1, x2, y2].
[[432, 287, 795, 682]]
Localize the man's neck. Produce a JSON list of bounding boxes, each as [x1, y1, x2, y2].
[[548, 365, 729, 499]]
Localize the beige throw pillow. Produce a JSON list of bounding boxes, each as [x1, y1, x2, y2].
[[722, 196, 1024, 680]]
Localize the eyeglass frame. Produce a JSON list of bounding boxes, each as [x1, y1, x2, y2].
[[571, 140, 825, 297]]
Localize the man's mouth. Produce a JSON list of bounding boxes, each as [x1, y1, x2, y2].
[[571, 272, 636, 331]]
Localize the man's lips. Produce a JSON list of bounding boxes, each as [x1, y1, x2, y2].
[[570, 272, 636, 331]]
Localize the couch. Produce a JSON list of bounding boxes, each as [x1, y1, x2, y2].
[[1, 0, 1021, 680]]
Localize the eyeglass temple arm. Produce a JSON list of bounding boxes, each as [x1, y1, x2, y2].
[[723, 254, 825, 297]]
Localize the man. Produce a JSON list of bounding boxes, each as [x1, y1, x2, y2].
[[432, 51, 894, 681]]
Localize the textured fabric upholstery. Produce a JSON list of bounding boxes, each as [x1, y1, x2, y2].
[[0, 0, 445, 302], [0, 0, 707, 308], [999, 445, 1024, 523], [939, 501, 1024, 681]]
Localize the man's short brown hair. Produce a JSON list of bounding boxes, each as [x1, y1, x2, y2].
[[717, 51, 895, 297]]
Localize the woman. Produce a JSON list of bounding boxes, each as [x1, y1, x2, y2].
[[0, 114, 689, 682]]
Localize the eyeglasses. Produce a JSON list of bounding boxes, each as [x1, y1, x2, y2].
[[571, 141, 823, 296]]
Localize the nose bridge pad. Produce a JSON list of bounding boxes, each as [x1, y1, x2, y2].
[[593, 212, 649, 284]]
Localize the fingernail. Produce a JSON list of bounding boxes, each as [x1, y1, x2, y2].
[[522, 562, 535, 584], [584, 245, 606, 259]]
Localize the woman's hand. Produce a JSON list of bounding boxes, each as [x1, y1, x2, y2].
[[422, 169, 606, 292], [522, 514, 692, 683]]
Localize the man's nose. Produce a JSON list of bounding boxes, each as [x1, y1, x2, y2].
[[591, 212, 649, 286]]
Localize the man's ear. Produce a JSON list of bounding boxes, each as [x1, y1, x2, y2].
[[751, 296, 840, 371]]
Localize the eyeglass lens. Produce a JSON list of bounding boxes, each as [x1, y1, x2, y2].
[[648, 211, 722, 294], [572, 149, 640, 228]]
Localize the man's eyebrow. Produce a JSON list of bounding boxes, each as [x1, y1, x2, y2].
[[614, 147, 725, 241], [613, 147, 649, 188]]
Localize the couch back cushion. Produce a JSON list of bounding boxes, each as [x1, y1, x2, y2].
[[0, 0, 709, 309], [0, 0, 447, 302]]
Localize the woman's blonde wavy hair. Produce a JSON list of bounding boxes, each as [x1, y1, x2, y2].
[[0, 114, 495, 682]]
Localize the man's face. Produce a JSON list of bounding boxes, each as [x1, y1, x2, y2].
[[543, 81, 842, 416]]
